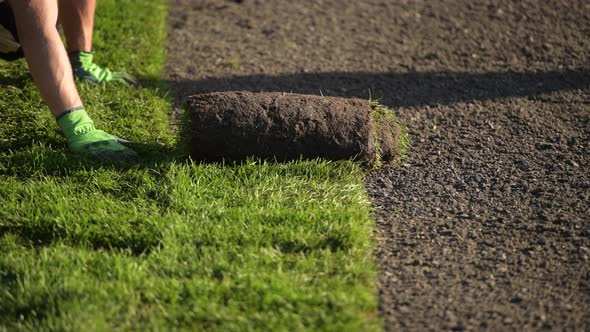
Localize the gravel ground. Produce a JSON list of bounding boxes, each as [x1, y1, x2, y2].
[[164, 0, 590, 330]]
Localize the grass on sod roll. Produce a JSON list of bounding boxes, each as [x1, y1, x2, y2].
[[370, 99, 410, 169], [0, 0, 381, 330]]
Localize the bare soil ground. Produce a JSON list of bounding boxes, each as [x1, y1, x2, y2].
[[164, 0, 590, 330]]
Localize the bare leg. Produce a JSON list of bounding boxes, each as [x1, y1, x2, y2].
[[58, 0, 96, 52], [55, 0, 137, 85], [10, 0, 83, 117], [9, 0, 139, 162]]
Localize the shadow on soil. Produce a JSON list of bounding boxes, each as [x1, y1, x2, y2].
[[164, 68, 590, 108]]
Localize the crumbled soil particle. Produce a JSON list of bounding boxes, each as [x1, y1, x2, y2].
[[164, 0, 590, 330]]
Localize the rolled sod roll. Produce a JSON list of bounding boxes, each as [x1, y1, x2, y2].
[[182, 91, 403, 167]]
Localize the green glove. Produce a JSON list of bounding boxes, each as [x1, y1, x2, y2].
[[57, 107, 140, 162], [68, 51, 138, 85]]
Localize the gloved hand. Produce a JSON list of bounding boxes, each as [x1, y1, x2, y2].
[[57, 107, 140, 163], [68, 51, 138, 85]]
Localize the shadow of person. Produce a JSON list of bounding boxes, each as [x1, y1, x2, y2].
[[0, 139, 180, 178], [163, 68, 590, 109]]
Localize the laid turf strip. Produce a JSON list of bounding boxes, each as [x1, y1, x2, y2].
[[183, 91, 402, 167], [0, 0, 380, 330]]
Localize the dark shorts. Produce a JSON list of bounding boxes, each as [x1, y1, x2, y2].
[[0, 1, 23, 61]]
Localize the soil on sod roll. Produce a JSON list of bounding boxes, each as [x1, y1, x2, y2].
[[183, 91, 401, 165]]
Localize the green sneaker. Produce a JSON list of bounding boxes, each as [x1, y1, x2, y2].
[[68, 51, 138, 85], [57, 107, 140, 162]]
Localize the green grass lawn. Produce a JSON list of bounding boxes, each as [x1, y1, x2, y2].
[[0, 1, 380, 330]]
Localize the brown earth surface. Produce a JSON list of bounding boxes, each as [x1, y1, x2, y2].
[[163, 0, 590, 330], [184, 91, 400, 165], [183, 91, 376, 163]]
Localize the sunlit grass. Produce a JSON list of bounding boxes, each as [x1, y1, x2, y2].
[[0, 1, 380, 330]]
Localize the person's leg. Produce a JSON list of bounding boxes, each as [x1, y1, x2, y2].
[[10, 0, 82, 117], [10, 0, 139, 162], [57, 0, 96, 52], [57, 0, 136, 85]]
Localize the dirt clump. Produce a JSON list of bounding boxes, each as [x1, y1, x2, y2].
[[183, 91, 400, 166]]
